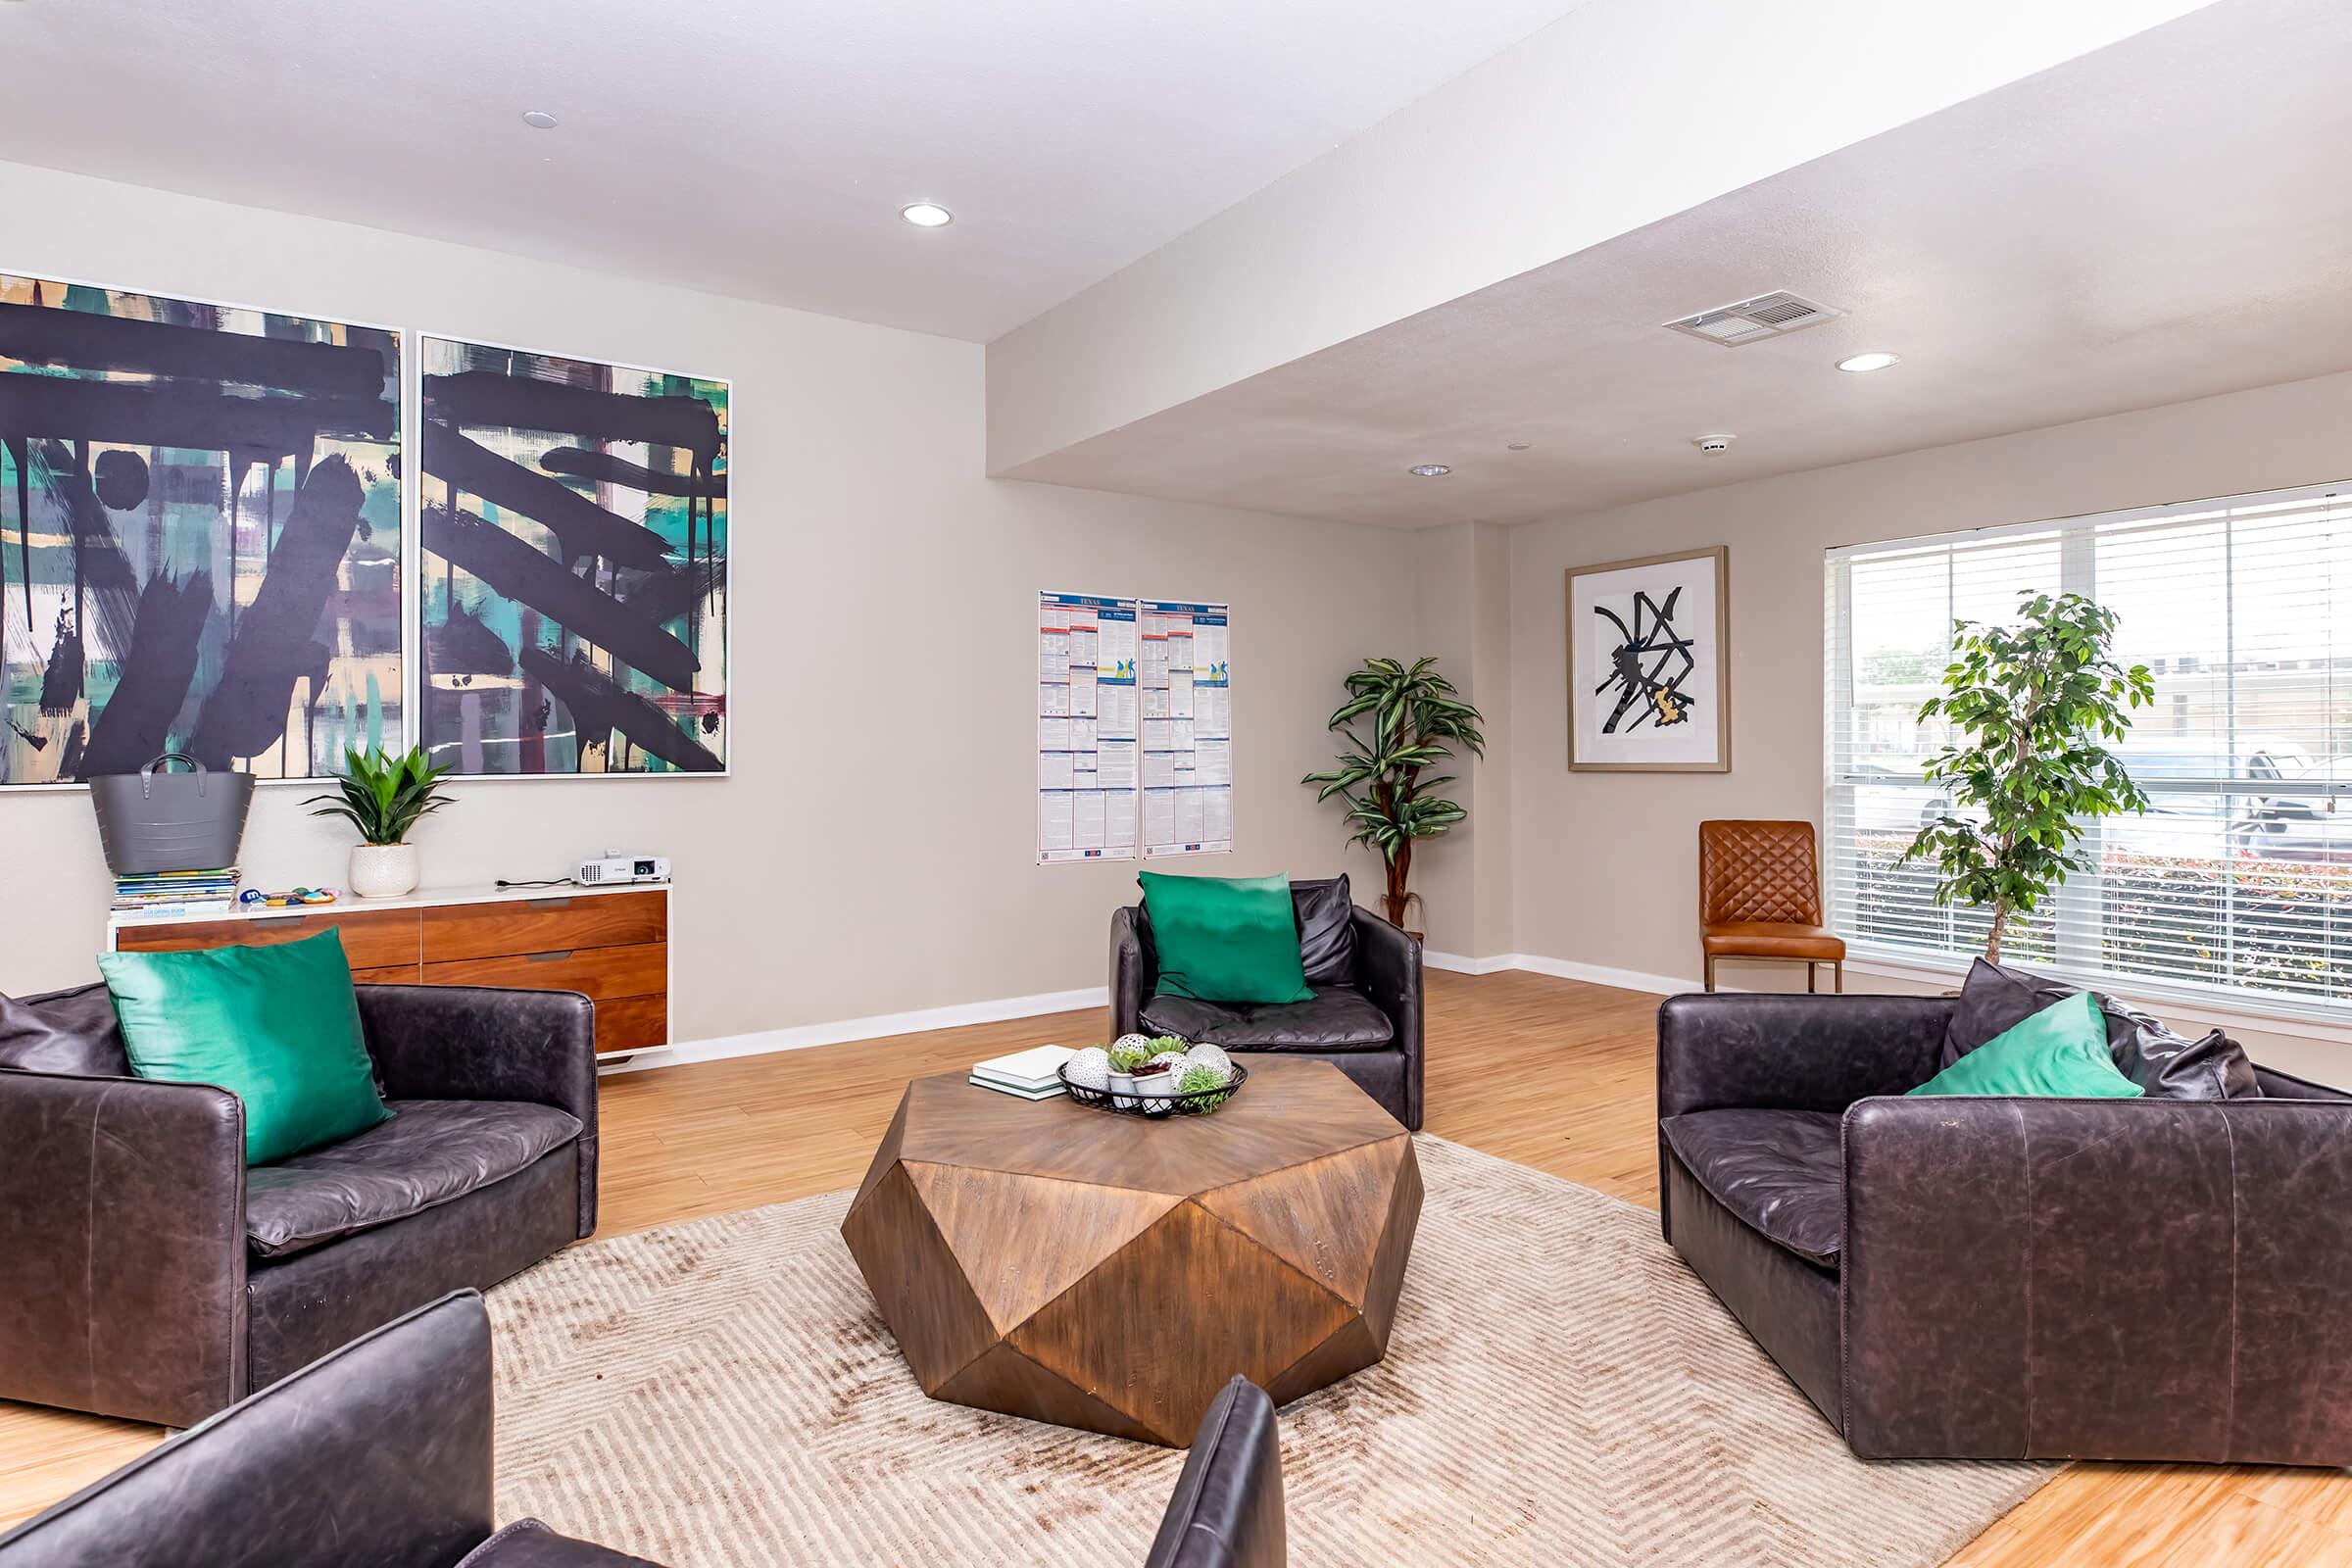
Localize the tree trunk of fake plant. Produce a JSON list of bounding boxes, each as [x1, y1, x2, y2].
[[1384, 838, 1413, 927], [1985, 898, 2009, 966]]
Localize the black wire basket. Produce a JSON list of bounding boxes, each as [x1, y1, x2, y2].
[[1058, 1060, 1249, 1116]]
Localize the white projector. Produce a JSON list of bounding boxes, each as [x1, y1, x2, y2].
[[575, 855, 670, 886]]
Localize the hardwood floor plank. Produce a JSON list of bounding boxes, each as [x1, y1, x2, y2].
[[0, 968, 2334, 1564]]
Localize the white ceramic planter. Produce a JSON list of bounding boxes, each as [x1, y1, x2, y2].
[[1106, 1070, 1138, 1111], [1133, 1069, 1178, 1116], [349, 842, 419, 900]]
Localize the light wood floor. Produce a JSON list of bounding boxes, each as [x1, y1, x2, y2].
[[3, 969, 2347, 1562]]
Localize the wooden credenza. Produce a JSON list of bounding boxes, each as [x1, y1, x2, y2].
[[109, 882, 671, 1057]]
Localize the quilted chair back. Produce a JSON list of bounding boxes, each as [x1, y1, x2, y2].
[[1698, 820, 1824, 926]]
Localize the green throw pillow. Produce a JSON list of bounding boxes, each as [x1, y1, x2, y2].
[[1907, 990, 2142, 1101], [99, 928, 391, 1165], [1141, 871, 1315, 1005]]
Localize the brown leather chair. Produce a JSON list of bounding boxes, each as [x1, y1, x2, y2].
[[1697, 820, 1843, 993]]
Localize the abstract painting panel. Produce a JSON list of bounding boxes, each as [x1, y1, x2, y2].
[[419, 336, 727, 776], [0, 275, 403, 785], [1566, 545, 1730, 772]]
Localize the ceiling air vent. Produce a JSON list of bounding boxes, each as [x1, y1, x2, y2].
[[1662, 290, 1846, 347]]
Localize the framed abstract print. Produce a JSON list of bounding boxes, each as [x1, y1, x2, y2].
[[1565, 545, 1730, 772]]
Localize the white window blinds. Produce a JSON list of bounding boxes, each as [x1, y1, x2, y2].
[[1824, 482, 2351, 1020]]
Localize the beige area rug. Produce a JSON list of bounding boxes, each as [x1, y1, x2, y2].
[[487, 1137, 2046, 1567]]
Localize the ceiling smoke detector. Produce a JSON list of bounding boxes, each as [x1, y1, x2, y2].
[[1407, 463, 1451, 477], [1663, 290, 1846, 348], [1692, 434, 1736, 454]]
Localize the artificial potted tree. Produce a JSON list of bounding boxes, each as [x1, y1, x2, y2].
[[306, 746, 453, 900], [1303, 657, 1486, 936], [1901, 591, 2155, 962]]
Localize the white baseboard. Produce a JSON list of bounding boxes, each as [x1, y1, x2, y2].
[[1494, 953, 1703, 996], [600, 984, 1110, 1076], [1428, 950, 1715, 994], [1423, 950, 1518, 976]]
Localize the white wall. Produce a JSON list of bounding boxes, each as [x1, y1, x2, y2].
[[0, 161, 1417, 1041], [1505, 368, 2352, 1082]]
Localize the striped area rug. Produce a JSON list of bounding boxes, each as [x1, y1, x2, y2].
[[487, 1137, 2045, 1566]]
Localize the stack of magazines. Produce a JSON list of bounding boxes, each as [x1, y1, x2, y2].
[[113, 868, 241, 917], [968, 1045, 1077, 1101]]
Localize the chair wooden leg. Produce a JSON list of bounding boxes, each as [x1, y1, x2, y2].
[[1807, 961, 1817, 994], [1834, 960, 1844, 994], [1704, 956, 1716, 993]]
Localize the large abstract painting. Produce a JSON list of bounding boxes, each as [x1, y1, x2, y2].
[[1566, 545, 1730, 772], [0, 275, 403, 785], [419, 336, 727, 776]]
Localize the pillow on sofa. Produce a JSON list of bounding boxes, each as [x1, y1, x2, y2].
[[1293, 874, 1358, 986], [0, 982, 133, 1076], [1910, 991, 2144, 1100], [1943, 956, 2260, 1101], [1140, 871, 1314, 1005], [98, 929, 391, 1165]]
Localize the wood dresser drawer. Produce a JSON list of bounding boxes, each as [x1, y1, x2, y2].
[[116, 907, 422, 970], [593, 994, 669, 1054], [352, 963, 424, 986], [422, 891, 666, 963], [423, 942, 666, 1004]]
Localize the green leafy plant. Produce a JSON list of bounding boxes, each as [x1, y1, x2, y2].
[[1302, 657, 1486, 928], [1107, 1040, 1157, 1073], [1176, 1062, 1235, 1109], [305, 746, 453, 847], [1900, 591, 2155, 963]]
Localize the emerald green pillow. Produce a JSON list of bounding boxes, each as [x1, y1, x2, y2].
[[98, 929, 391, 1165], [1907, 990, 2143, 1101], [1140, 872, 1314, 1005]]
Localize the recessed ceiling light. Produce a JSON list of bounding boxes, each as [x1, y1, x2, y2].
[[1408, 464, 1451, 477], [520, 110, 559, 129], [1837, 351, 1900, 373], [900, 202, 955, 228], [1505, 442, 1531, 452]]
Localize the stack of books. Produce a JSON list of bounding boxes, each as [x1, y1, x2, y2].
[[112, 868, 241, 917], [969, 1045, 1077, 1101]]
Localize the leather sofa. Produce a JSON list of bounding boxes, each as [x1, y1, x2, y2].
[[1111, 876, 1424, 1129], [0, 1298, 1286, 1567], [0, 1291, 660, 1567], [0, 982, 598, 1428], [1657, 991, 2352, 1464], [1147, 1376, 1286, 1568]]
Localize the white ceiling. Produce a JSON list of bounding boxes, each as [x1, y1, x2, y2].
[[1002, 0, 2352, 526], [0, 0, 1587, 342]]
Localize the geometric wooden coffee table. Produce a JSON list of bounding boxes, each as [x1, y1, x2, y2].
[[841, 1056, 1420, 1446]]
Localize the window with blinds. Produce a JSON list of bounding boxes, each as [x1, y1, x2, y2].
[[1824, 482, 2351, 1021]]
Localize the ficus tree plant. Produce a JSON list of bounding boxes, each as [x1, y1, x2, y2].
[[305, 746, 453, 846], [1303, 657, 1486, 929], [1900, 591, 2155, 963]]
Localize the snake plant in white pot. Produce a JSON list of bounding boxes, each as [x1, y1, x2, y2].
[[306, 746, 453, 899]]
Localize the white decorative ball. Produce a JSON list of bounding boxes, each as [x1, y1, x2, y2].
[[1065, 1047, 1111, 1091], [1147, 1050, 1189, 1073], [1112, 1033, 1155, 1057], [1182, 1043, 1233, 1081]]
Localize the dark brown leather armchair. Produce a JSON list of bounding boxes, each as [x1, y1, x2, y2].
[[0, 983, 597, 1428], [1111, 877, 1424, 1129], [1658, 991, 2352, 1464], [1146, 1376, 1286, 1568], [1697, 819, 1843, 992], [1, 1298, 1283, 1567], [0, 1291, 660, 1567]]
